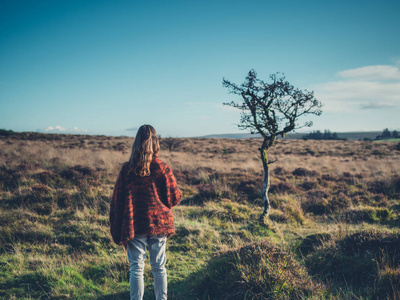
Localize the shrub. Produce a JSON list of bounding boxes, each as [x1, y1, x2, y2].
[[60, 165, 101, 187], [337, 172, 356, 184], [321, 174, 337, 181], [368, 175, 400, 198], [328, 192, 351, 212], [339, 230, 400, 259], [306, 188, 330, 200], [270, 206, 305, 225], [195, 240, 326, 300], [5, 184, 56, 213], [299, 180, 319, 191], [373, 193, 389, 207], [173, 169, 195, 185], [270, 195, 305, 224], [197, 183, 222, 200], [306, 230, 400, 288], [236, 179, 262, 200], [342, 207, 392, 224], [32, 170, 64, 188], [374, 267, 400, 299], [269, 209, 289, 223], [193, 167, 214, 184], [302, 197, 329, 215], [285, 205, 305, 225], [301, 189, 330, 215], [269, 181, 296, 194], [0, 166, 21, 190], [56, 190, 77, 209], [273, 167, 289, 175], [298, 233, 332, 256], [292, 168, 319, 177], [0, 129, 16, 136], [112, 142, 128, 151]]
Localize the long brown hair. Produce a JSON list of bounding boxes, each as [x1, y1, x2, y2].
[[128, 125, 160, 176]]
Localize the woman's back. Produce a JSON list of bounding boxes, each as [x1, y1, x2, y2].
[[112, 158, 181, 244]]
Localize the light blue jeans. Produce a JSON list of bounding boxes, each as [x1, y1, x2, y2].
[[127, 235, 167, 300]]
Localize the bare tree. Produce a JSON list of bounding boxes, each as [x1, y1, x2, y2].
[[160, 137, 184, 152], [223, 70, 322, 218]]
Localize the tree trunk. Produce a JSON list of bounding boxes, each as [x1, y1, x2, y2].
[[260, 147, 271, 217]]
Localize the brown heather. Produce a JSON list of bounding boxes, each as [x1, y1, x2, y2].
[[0, 133, 400, 299]]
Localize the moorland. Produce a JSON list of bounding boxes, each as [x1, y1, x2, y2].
[[1, 132, 400, 299]]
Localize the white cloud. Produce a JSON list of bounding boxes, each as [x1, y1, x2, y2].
[[339, 65, 400, 81], [70, 126, 89, 133], [39, 125, 88, 134], [315, 64, 400, 113], [43, 125, 66, 132]]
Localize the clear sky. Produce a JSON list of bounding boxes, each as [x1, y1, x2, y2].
[[1, 0, 399, 137]]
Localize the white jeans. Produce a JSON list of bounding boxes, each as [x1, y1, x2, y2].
[[127, 235, 167, 300]]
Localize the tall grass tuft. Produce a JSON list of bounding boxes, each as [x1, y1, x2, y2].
[[195, 240, 326, 300], [306, 230, 400, 297]]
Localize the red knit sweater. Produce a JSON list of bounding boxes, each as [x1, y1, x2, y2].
[[109, 158, 182, 246]]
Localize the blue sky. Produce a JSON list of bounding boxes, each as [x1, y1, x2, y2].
[[1, 0, 399, 137]]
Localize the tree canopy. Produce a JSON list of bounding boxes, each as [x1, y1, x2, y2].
[[223, 70, 322, 149]]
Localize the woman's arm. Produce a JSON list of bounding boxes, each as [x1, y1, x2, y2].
[[163, 164, 182, 209], [109, 166, 125, 245]]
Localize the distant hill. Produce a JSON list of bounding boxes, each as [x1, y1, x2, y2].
[[197, 131, 382, 141], [196, 133, 263, 139]]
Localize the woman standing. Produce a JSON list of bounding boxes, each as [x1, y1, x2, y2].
[[110, 125, 182, 300]]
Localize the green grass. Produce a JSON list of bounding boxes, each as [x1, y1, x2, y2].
[[2, 196, 399, 299], [374, 138, 400, 142]]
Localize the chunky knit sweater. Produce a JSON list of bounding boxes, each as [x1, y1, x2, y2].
[[109, 158, 182, 246]]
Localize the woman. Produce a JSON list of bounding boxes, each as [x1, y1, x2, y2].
[[110, 124, 182, 300]]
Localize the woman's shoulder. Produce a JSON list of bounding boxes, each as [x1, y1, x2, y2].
[[119, 162, 130, 173], [151, 157, 168, 172]]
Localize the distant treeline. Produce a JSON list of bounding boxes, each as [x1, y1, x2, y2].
[[374, 128, 399, 140], [0, 129, 16, 136], [302, 130, 345, 141]]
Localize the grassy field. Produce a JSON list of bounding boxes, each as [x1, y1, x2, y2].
[[1, 132, 400, 299], [375, 138, 400, 143]]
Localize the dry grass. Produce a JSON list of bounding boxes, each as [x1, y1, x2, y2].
[[2, 135, 399, 178]]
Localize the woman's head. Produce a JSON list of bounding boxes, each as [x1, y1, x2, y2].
[[128, 124, 160, 176]]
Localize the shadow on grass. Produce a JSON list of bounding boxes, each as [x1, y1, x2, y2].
[[97, 291, 130, 300], [96, 274, 200, 300], [96, 281, 199, 300]]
